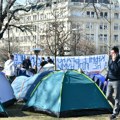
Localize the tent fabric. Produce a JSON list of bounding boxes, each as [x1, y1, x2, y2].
[[24, 71, 53, 101], [0, 102, 8, 117], [12, 71, 52, 101], [11, 76, 30, 100], [0, 72, 15, 106], [23, 70, 112, 117], [11, 74, 39, 100]]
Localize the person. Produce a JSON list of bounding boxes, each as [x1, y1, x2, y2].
[[47, 57, 54, 64], [39, 57, 47, 70], [105, 46, 120, 119], [22, 56, 32, 70], [17, 64, 34, 77], [3, 54, 16, 83]]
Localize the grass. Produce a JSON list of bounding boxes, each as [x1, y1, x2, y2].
[[0, 102, 116, 120]]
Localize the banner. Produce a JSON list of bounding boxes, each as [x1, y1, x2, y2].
[[14, 54, 108, 72]]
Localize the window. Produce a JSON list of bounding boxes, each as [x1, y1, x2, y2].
[[100, 24, 103, 30], [91, 34, 94, 40], [86, 11, 95, 18], [33, 15, 37, 21], [87, 11, 90, 17], [99, 34, 107, 41], [33, 25, 37, 32], [114, 13, 119, 19], [86, 34, 90, 39], [100, 12, 103, 18], [114, 23, 119, 30], [104, 34, 107, 41], [114, 35, 118, 41], [86, 22, 93, 29], [100, 12, 108, 18], [99, 34, 103, 41], [91, 12, 94, 18], [104, 12, 108, 18], [104, 24, 107, 30]]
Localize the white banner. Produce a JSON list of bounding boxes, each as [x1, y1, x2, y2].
[[14, 54, 108, 72]]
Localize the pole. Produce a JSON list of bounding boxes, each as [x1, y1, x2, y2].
[[7, 1, 10, 53], [55, 25, 57, 70], [35, 54, 38, 73], [54, 11, 57, 70], [72, 29, 78, 56], [33, 48, 40, 73], [8, 26, 10, 53], [108, 0, 112, 54], [74, 33, 76, 56]]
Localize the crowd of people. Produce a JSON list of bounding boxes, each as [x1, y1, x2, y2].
[[2, 55, 54, 84]]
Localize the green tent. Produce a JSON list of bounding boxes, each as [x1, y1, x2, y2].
[[0, 102, 8, 117], [23, 70, 112, 117]]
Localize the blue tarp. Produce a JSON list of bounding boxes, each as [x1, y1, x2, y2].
[[88, 73, 107, 93]]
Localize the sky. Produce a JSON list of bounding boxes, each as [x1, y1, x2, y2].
[[16, 0, 26, 4], [16, 0, 36, 5], [17, 0, 120, 4]]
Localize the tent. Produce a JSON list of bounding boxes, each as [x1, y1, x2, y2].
[[11, 76, 31, 100], [0, 72, 15, 107], [11, 71, 52, 101], [0, 102, 8, 117], [24, 70, 53, 101], [23, 70, 112, 117]]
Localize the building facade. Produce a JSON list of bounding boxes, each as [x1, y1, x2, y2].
[[1, 0, 120, 55]]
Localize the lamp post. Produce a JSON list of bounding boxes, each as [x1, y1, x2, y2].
[[33, 48, 41, 73]]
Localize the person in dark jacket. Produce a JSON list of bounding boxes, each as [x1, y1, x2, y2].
[[47, 57, 54, 64], [22, 56, 32, 70], [39, 57, 47, 70], [105, 46, 120, 120]]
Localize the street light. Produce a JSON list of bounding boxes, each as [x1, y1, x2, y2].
[[33, 48, 41, 73]]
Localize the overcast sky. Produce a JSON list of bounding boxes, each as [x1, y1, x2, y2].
[[16, 0, 26, 4], [16, 0, 36, 5]]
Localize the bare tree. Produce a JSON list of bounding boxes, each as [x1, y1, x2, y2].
[[0, 40, 23, 65], [45, 21, 71, 56], [0, 0, 48, 55], [0, 0, 41, 40], [43, 2, 71, 56], [70, 28, 96, 56]]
